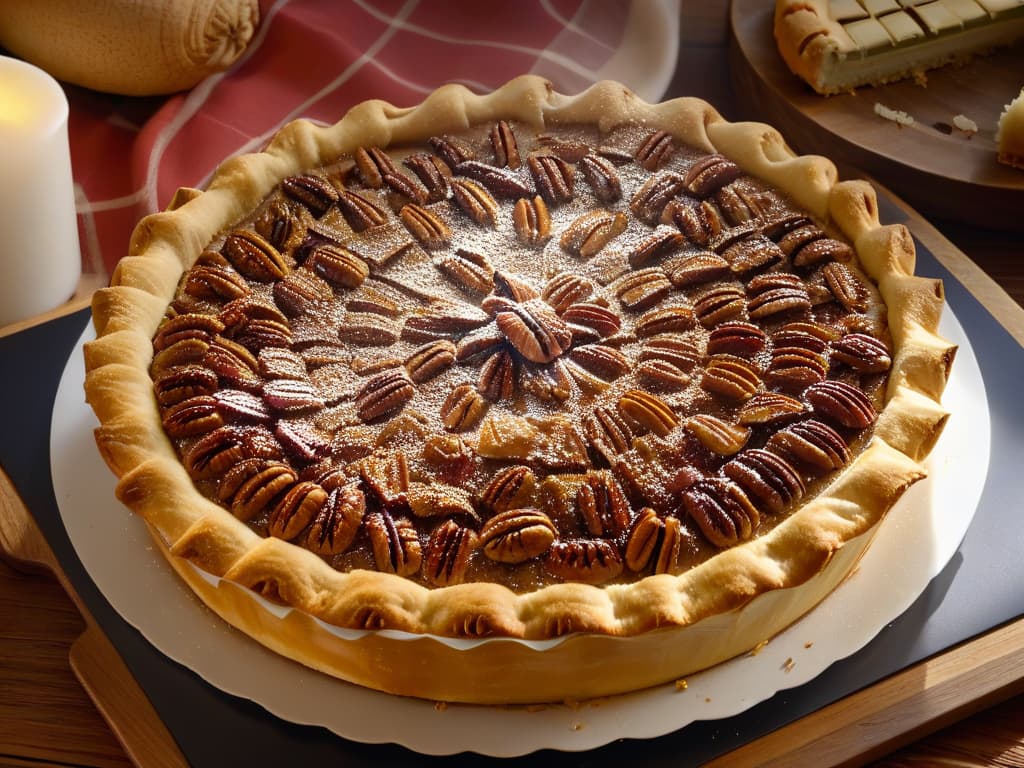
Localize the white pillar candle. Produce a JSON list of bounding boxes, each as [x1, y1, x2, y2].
[[0, 55, 81, 326]]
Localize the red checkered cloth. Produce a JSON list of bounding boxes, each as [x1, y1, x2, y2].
[[66, 0, 678, 277]]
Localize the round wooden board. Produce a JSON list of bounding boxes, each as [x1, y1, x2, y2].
[[729, 0, 1024, 231]]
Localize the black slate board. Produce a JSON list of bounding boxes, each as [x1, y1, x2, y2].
[[2, 211, 1023, 765]]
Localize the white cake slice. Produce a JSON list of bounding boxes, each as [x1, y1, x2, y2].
[[775, 0, 1024, 95]]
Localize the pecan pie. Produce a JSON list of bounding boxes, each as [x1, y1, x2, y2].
[[84, 76, 954, 703]]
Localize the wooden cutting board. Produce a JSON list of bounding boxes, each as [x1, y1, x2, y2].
[[728, 0, 1024, 231]]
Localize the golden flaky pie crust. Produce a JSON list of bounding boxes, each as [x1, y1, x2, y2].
[[83, 76, 954, 704]]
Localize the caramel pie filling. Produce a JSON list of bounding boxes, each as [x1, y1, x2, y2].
[[151, 121, 892, 593]]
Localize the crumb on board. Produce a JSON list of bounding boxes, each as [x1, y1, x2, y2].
[[783, 657, 796, 673], [873, 102, 915, 126], [804, 641, 814, 649], [748, 639, 769, 657], [953, 114, 978, 133], [705, 697, 712, 703], [675, 679, 688, 691], [434, 701, 448, 712], [571, 722, 584, 732]]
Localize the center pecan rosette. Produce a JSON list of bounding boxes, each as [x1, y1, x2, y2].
[[150, 117, 894, 593]]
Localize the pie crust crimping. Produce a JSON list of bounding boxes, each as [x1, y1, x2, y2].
[[84, 76, 954, 703]]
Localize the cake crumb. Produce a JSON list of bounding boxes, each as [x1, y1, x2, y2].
[[434, 701, 448, 712], [873, 103, 914, 126], [804, 641, 814, 649], [704, 697, 712, 703], [571, 722, 584, 732], [674, 679, 688, 691], [783, 657, 795, 673], [748, 639, 769, 657], [953, 114, 978, 133]]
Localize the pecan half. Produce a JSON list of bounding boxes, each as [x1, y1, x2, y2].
[[545, 539, 624, 584], [706, 321, 767, 358], [635, 305, 696, 337], [399, 203, 450, 249], [402, 302, 490, 339], [766, 418, 850, 475], [541, 272, 596, 313], [805, 380, 877, 429], [355, 368, 415, 421], [636, 358, 691, 391], [437, 248, 494, 294], [666, 251, 731, 288], [792, 237, 854, 267], [685, 414, 750, 456], [309, 244, 369, 289], [480, 508, 556, 564], [477, 348, 518, 401], [628, 227, 687, 269], [625, 508, 680, 574], [615, 268, 672, 312], [440, 383, 488, 431], [273, 268, 333, 317], [153, 313, 224, 351], [618, 389, 680, 437], [456, 159, 533, 198], [681, 478, 759, 548], [490, 120, 521, 169], [635, 129, 675, 170], [269, 481, 328, 540], [822, 262, 870, 312], [694, 284, 749, 328], [579, 152, 622, 202], [218, 458, 296, 522], [560, 209, 627, 258], [701, 355, 762, 401], [336, 313, 400, 346], [263, 378, 325, 413], [405, 339, 457, 383], [831, 332, 892, 373], [638, 333, 701, 372], [161, 396, 223, 438], [336, 189, 388, 231], [569, 344, 630, 380], [629, 171, 687, 225], [184, 265, 249, 302], [576, 471, 631, 537], [450, 178, 499, 227], [403, 152, 451, 202], [512, 195, 552, 246], [747, 272, 812, 319], [221, 230, 289, 282], [429, 134, 474, 168], [737, 391, 806, 425], [366, 512, 422, 577], [496, 299, 572, 363], [528, 153, 574, 205], [354, 146, 398, 188], [422, 434, 475, 485], [561, 303, 620, 339], [184, 425, 280, 480], [663, 199, 722, 245], [492, 270, 540, 302], [683, 153, 742, 198], [723, 449, 805, 514], [305, 483, 365, 555], [721, 233, 784, 275], [154, 365, 219, 406], [281, 174, 338, 217], [583, 405, 635, 466], [480, 465, 537, 513], [423, 520, 478, 587]]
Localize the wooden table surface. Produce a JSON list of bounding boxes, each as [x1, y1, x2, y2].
[[2, 3, 1023, 766]]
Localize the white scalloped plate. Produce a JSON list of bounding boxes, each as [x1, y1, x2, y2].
[[51, 304, 986, 756]]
